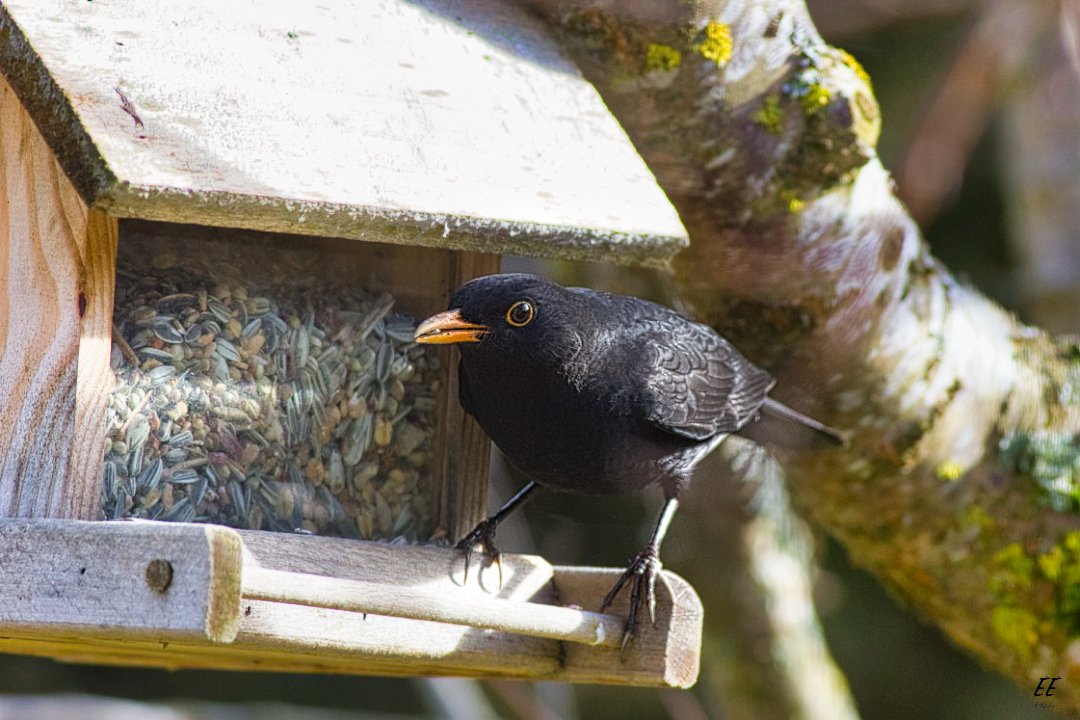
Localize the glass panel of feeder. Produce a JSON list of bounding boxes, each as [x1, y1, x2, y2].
[[103, 223, 449, 543]]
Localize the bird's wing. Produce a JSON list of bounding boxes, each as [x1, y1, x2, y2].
[[635, 316, 775, 441]]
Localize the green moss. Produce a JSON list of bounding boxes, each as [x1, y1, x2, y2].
[[1040, 545, 1067, 582], [1058, 345, 1080, 404], [991, 543, 1034, 594], [992, 535, 1080, 639], [1039, 532, 1080, 618], [645, 44, 682, 72], [991, 606, 1039, 658], [782, 67, 832, 118], [988, 545, 1044, 659], [1000, 430, 1080, 511], [753, 95, 784, 135], [798, 83, 831, 116], [693, 21, 732, 65], [961, 505, 994, 530]]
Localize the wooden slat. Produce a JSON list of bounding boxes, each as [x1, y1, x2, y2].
[[0, 73, 118, 519], [556, 567, 702, 688], [0, 520, 242, 642], [443, 251, 500, 541], [0, 520, 702, 687], [70, 210, 118, 519]]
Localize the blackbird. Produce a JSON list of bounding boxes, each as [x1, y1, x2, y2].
[[414, 273, 841, 648]]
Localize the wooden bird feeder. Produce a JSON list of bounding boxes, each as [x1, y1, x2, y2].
[[0, 0, 701, 687]]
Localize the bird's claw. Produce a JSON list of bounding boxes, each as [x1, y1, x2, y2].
[[599, 545, 662, 659], [455, 517, 502, 587]]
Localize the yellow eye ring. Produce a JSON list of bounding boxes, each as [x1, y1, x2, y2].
[[506, 300, 534, 327]]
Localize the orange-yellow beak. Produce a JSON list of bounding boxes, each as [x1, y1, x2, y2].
[[413, 309, 489, 344]]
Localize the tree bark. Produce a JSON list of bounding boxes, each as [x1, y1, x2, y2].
[[524, 0, 1080, 710]]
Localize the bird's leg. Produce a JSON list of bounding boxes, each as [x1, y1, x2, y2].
[[456, 481, 540, 584], [600, 497, 680, 654]]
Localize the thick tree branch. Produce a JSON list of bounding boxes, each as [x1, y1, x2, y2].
[[524, 0, 1080, 709]]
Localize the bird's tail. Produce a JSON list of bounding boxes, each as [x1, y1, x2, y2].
[[740, 397, 845, 449]]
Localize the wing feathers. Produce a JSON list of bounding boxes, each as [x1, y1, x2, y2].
[[636, 315, 774, 441]]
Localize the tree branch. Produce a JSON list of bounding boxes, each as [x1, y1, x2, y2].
[[524, 0, 1080, 708]]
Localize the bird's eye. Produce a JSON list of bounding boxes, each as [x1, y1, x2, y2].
[[506, 300, 534, 327]]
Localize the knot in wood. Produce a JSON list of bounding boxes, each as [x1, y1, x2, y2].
[[144, 559, 174, 594]]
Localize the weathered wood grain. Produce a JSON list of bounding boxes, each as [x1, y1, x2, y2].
[[443, 251, 500, 541], [0, 519, 241, 642], [0, 0, 687, 265], [0, 520, 702, 686], [0, 73, 117, 519], [71, 209, 118, 519], [556, 567, 703, 689]]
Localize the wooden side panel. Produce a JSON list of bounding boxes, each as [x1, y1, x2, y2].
[[0, 74, 117, 519], [443, 251, 500, 541], [71, 210, 117, 518]]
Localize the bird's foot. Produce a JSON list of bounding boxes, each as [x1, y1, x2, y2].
[[599, 544, 662, 657], [455, 517, 502, 586]]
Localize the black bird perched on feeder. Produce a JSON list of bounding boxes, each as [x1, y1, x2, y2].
[[414, 273, 842, 649]]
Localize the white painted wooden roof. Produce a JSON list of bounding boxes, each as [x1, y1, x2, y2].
[[0, 0, 687, 264]]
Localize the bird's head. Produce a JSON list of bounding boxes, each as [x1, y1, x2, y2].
[[414, 274, 583, 364]]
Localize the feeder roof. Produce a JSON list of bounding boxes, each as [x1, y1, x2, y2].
[[0, 0, 688, 265]]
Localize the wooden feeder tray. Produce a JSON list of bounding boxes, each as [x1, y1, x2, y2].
[[0, 519, 702, 687]]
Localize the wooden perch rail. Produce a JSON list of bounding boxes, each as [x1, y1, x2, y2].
[[241, 567, 625, 648], [0, 519, 702, 686]]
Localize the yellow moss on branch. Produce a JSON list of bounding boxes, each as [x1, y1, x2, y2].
[[992, 606, 1040, 658], [935, 459, 964, 481], [799, 83, 831, 116], [836, 48, 873, 92], [645, 43, 682, 72], [694, 21, 732, 65]]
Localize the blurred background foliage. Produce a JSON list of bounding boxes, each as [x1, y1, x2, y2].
[[2, 0, 1073, 718]]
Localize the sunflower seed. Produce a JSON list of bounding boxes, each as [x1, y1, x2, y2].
[[162, 497, 192, 522], [153, 319, 185, 344], [375, 343, 393, 383], [148, 365, 177, 385], [137, 458, 164, 490], [168, 470, 201, 485], [215, 337, 242, 363], [242, 318, 263, 340], [169, 429, 194, 447], [162, 447, 188, 464], [207, 298, 232, 323], [103, 461, 118, 501]]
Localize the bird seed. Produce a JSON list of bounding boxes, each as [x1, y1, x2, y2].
[[103, 261, 442, 543]]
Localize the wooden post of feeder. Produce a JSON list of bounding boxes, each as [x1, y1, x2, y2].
[[0, 74, 118, 521], [443, 253, 499, 540]]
